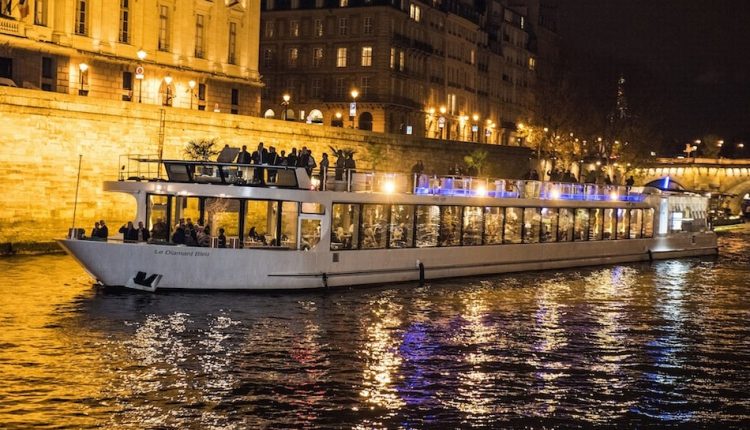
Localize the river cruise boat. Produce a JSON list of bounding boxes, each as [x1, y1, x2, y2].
[[59, 155, 717, 291]]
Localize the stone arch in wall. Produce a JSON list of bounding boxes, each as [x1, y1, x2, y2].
[[358, 112, 373, 131], [723, 179, 750, 213], [263, 109, 275, 119], [308, 109, 323, 124]]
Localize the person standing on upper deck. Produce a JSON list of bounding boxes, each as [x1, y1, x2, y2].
[[251, 142, 269, 184], [319, 153, 329, 187], [236, 145, 251, 164], [267, 146, 279, 183]]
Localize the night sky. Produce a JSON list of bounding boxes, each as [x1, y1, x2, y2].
[[558, 0, 750, 144]]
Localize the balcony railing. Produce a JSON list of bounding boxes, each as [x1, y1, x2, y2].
[[0, 16, 21, 36]]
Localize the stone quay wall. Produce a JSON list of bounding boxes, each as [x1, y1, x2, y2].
[[0, 87, 531, 254]]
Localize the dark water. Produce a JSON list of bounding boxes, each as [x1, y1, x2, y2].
[[1, 231, 750, 429]]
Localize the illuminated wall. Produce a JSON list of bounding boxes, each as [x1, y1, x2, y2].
[[0, 86, 532, 251]]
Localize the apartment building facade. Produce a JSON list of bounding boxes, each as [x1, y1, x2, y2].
[[0, 0, 262, 114], [259, 0, 556, 144]]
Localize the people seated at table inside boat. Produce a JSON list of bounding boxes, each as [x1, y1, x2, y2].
[[246, 226, 267, 245], [390, 223, 409, 248], [90, 222, 101, 240], [218, 228, 227, 248], [197, 225, 211, 247], [90, 219, 109, 241], [172, 220, 186, 245]]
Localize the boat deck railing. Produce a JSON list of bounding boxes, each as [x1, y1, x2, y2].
[[117, 154, 646, 202]]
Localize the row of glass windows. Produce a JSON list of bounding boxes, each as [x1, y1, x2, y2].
[[331, 204, 655, 250]]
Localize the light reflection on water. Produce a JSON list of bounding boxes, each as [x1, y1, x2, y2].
[[1, 230, 750, 428]]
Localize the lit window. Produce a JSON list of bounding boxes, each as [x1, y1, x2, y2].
[[339, 0, 347, 6], [314, 19, 323, 37], [34, 0, 48, 26], [361, 46, 372, 67], [399, 50, 405, 71], [336, 47, 347, 67], [528, 57, 536, 71], [312, 47, 323, 67], [409, 3, 420, 22], [75, 0, 88, 35], [158, 4, 169, 51], [118, 0, 129, 43], [389, 47, 395, 69], [228, 22, 237, 64], [338, 17, 348, 35], [288, 48, 298, 67], [195, 14, 205, 58], [290, 20, 299, 37]]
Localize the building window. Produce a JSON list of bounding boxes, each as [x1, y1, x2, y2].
[[75, 0, 87, 35], [263, 49, 273, 67], [338, 17, 348, 35], [312, 47, 323, 67], [158, 5, 169, 51], [228, 22, 237, 64], [41, 57, 53, 79], [311, 78, 321, 98], [528, 57, 536, 71], [194, 15, 205, 58], [339, 0, 347, 6], [198, 83, 206, 110], [231, 88, 239, 114], [360, 46, 372, 67], [335, 77, 346, 98], [363, 17, 372, 34], [122, 71, 133, 101], [34, 0, 47, 26], [361, 76, 370, 96], [389, 47, 395, 69], [336, 47, 347, 67], [118, 0, 130, 43], [290, 20, 299, 37], [288, 48, 298, 67], [264, 20, 274, 38], [399, 50, 405, 71], [314, 19, 323, 37], [409, 3, 420, 22]]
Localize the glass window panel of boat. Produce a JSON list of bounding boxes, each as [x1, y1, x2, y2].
[[616, 208, 630, 239], [389, 204, 414, 248], [301, 202, 325, 214], [245, 200, 279, 245], [173, 196, 202, 227], [574, 208, 589, 241], [463, 206, 483, 246], [331, 203, 359, 250], [281, 201, 299, 249], [503, 207, 522, 244], [603, 208, 615, 240], [416, 205, 440, 247], [558, 208, 574, 242], [147, 194, 169, 230], [523, 207, 541, 244], [301, 218, 321, 250], [643, 208, 655, 238], [361, 204, 388, 249], [540, 207, 557, 243], [205, 198, 240, 238], [439, 206, 462, 247], [629, 209, 643, 239], [483, 207, 504, 245], [588, 208, 603, 241]]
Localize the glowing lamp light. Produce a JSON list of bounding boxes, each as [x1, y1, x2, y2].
[[383, 180, 396, 194], [609, 191, 619, 201], [476, 184, 487, 197], [310, 177, 321, 190], [137, 49, 147, 60], [188, 80, 196, 89], [335, 112, 342, 119], [550, 188, 561, 200], [164, 74, 173, 85], [79, 63, 88, 72]]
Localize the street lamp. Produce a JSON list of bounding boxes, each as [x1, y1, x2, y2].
[[438, 106, 447, 139], [281, 93, 290, 120], [78, 62, 88, 96], [163, 74, 173, 106], [471, 113, 479, 142], [350, 89, 359, 128], [136, 50, 146, 103], [188, 80, 196, 109], [334, 111, 342, 127]]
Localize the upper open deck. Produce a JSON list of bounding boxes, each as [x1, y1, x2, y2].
[[119, 154, 647, 203]]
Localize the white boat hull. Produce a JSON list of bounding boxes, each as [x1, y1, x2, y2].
[[58, 232, 717, 291]]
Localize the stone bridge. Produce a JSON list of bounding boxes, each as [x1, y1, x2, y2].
[[638, 158, 750, 212]]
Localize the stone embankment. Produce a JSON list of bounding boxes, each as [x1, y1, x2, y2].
[[0, 87, 531, 254]]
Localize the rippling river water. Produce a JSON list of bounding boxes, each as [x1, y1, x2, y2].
[[1, 230, 750, 429]]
